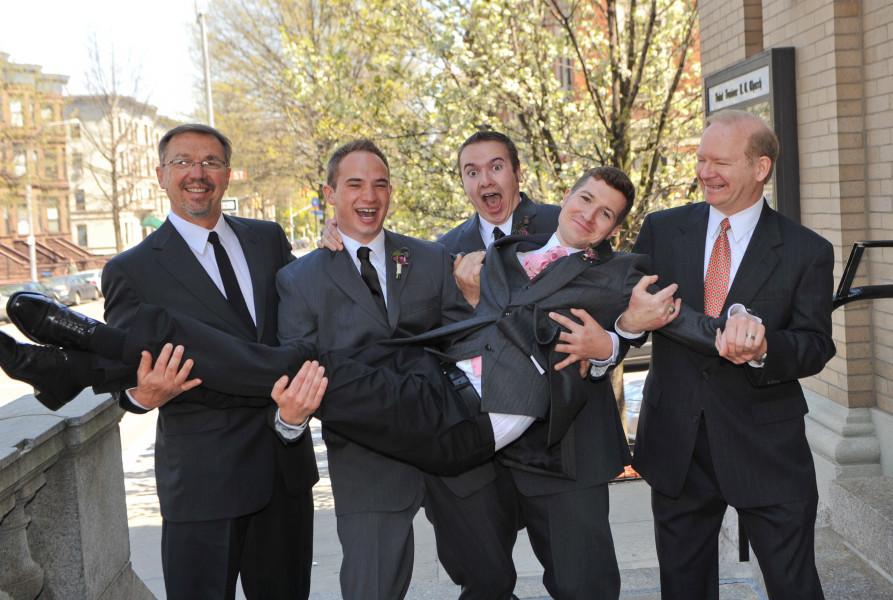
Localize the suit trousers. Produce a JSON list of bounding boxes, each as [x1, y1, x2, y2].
[[423, 467, 519, 600], [516, 481, 619, 600], [160, 463, 314, 600], [652, 418, 824, 600], [105, 303, 496, 475]]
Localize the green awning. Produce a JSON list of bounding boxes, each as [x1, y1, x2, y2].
[[141, 215, 164, 229]]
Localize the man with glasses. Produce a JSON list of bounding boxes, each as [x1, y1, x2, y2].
[[99, 124, 318, 600]]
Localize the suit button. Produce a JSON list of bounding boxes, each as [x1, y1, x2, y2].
[[504, 311, 510, 317], [485, 344, 493, 351], [701, 371, 709, 380], [691, 414, 700, 424]]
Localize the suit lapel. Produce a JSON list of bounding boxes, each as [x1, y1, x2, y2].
[[384, 232, 405, 331], [459, 214, 486, 251], [152, 222, 242, 330], [327, 249, 390, 326], [675, 204, 710, 309], [725, 202, 781, 309]]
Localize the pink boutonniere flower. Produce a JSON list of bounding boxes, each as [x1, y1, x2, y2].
[[512, 216, 532, 236], [392, 247, 411, 279], [581, 243, 598, 262]]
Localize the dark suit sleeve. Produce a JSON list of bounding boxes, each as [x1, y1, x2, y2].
[[630, 218, 724, 356], [101, 244, 276, 412], [747, 239, 835, 386]]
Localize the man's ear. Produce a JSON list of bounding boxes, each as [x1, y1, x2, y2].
[[755, 156, 772, 184]]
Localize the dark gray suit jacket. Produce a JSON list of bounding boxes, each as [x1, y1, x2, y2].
[[101, 216, 319, 522], [275, 231, 476, 516], [631, 201, 835, 507], [409, 233, 720, 493], [437, 192, 560, 253]]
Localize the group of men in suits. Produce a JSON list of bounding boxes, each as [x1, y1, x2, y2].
[[0, 111, 835, 600]]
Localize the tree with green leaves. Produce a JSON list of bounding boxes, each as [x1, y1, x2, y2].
[[202, 0, 702, 247]]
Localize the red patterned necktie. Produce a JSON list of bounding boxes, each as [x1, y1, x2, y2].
[[704, 218, 731, 317], [523, 246, 569, 279]]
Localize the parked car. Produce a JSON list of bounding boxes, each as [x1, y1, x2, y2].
[[0, 281, 61, 304], [77, 268, 104, 297], [41, 274, 101, 306]]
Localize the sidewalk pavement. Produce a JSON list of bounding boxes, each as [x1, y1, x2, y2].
[[122, 412, 772, 600]]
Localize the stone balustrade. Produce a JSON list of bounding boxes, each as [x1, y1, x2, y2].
[[0, 390, 153, 600]]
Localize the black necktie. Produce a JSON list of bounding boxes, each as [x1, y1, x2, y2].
[[357, 246, 388, 319], [493, 228, 506, 242], [208, 231, 256, 335]]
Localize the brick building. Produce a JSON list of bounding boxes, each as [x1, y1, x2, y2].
[[698, 0, 892, 578], [0, 52, 98, 282]]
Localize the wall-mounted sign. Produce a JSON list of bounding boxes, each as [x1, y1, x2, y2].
[[707, 66, 770, 112], [229, 169, 248, 181], [221, 198, 238, 213]]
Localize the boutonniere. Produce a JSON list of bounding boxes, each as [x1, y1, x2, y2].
[[581, 243, 598, 262], [392, 247, 411, 279], [512, 216, 532, 236]]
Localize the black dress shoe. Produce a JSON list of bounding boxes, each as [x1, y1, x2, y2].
[[0, 332, 86, 410], [7, 291, 101, 351]]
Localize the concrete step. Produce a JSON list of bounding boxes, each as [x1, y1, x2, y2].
[[828, 476, 893, 578]]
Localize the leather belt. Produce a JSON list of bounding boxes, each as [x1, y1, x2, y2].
[[442, 364, 482, 417]]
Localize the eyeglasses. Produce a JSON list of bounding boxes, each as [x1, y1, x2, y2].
[[162, 158, 228, 171]]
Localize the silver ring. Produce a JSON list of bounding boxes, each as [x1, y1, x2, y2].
[[667, 306, 676, 314], [746, 333, 756, 340]]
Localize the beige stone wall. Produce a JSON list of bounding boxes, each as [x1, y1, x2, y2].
[[699, 0, 893, 414]]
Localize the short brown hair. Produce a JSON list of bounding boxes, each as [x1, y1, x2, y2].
[[158, 123, 232, 165], [456, 130, 521, 175], [569, 166, 636, 224], [326, 138, 390, 189]]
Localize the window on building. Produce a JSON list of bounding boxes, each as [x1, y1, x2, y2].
[[41, 104, 53, 122], [72, 153, 83, 179], [77, 224, 88, 247], [47, 198, 60, 233], [75, 189, 86, 211], [17, 202, 29, 235], [44, 148, 58, 179], [10, 98, 24, 127], [557, 57, 574, 92], [13, 146, 26, 177], [71, 122, 81, 139]]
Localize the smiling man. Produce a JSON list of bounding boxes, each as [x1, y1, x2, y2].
[[100, 124, 319, 600], [271, 138, 511, 600], [629, 110, 835, 600]]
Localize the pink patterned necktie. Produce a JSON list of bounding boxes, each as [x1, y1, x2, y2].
[[523, 246, 569, 279], [704, 218, 731, 317]]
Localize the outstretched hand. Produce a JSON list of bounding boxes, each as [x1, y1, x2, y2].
[[550, 308, 613, 377], [617, 275, 681, 333], [317, 218, 343, 251], [130, 343, 202, 409], [271, 361, 328, 426]]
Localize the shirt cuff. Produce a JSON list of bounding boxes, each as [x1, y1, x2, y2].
[[275, 409, 310, 440], [125, 388, 154, 412], [588, 332, 619, 377], [728, 303, 762, 323], [614, 316, 644, 340]]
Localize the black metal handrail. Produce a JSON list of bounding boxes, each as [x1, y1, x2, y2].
[[833, 241, 893, 310]]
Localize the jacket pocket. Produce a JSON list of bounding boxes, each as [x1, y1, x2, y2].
[[642, 378, 661, 408]]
